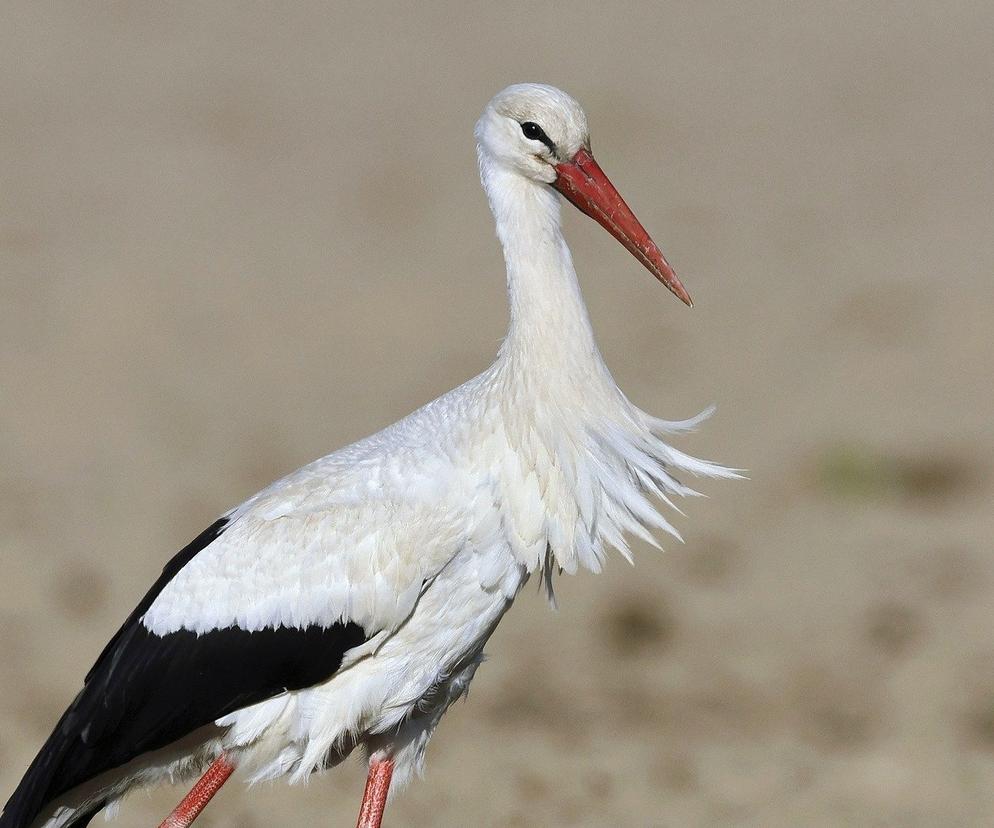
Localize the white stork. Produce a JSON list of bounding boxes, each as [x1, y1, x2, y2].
[[1, 83, 735, 828]]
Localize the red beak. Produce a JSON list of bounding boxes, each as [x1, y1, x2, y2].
[[554, 148, 692, 307]]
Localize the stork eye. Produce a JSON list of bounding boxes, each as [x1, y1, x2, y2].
[[520, 121, 547, 142]]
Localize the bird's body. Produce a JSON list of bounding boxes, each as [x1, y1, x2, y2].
[[3, 84, 734, 828]]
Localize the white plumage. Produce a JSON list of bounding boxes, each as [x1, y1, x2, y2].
[[11, 83, 735, 828]]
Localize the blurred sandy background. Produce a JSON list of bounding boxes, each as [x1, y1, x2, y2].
[[1, 3, 992, 826]]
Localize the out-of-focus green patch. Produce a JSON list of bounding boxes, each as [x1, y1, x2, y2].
[[816, 443, 973, 502], [817, 444, 899, 498]]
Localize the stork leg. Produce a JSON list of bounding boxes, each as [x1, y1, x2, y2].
[[158, 753, 235, 828], [355, 756, 394, 828]]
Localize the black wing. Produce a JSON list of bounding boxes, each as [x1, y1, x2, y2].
[[1, 517, 368, 828]]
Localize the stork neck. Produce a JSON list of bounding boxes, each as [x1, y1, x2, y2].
[[483, 164, 602, 375]]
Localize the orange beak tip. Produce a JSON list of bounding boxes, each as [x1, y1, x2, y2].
[[555, 148, 691, 308]]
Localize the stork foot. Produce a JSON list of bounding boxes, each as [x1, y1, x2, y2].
[[356, 756, 394, 828]]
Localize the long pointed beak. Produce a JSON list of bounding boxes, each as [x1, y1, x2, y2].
[[554, 148, 692, 307]]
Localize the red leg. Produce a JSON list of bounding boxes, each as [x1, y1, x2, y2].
[[158, 753, 235, 828], [355, 756, 394, 828]]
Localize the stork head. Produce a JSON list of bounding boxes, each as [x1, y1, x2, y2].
[[476, 83, 589, 181], [475, 83, 691, 306]]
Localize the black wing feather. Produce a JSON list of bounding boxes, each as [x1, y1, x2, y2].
[[85, 517, 230, 685], [1, 517, 368, 828]]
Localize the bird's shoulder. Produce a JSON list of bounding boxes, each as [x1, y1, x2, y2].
[[141, 374, 507, 638]]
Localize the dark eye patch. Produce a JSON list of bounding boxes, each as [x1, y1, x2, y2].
[[520, 121, 556, 155]]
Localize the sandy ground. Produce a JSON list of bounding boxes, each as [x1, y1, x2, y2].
[[1, 3, 992, 826]]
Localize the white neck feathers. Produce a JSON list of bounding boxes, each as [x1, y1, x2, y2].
[[479, 157, 604, 379], [475, 150, 736, 584]]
